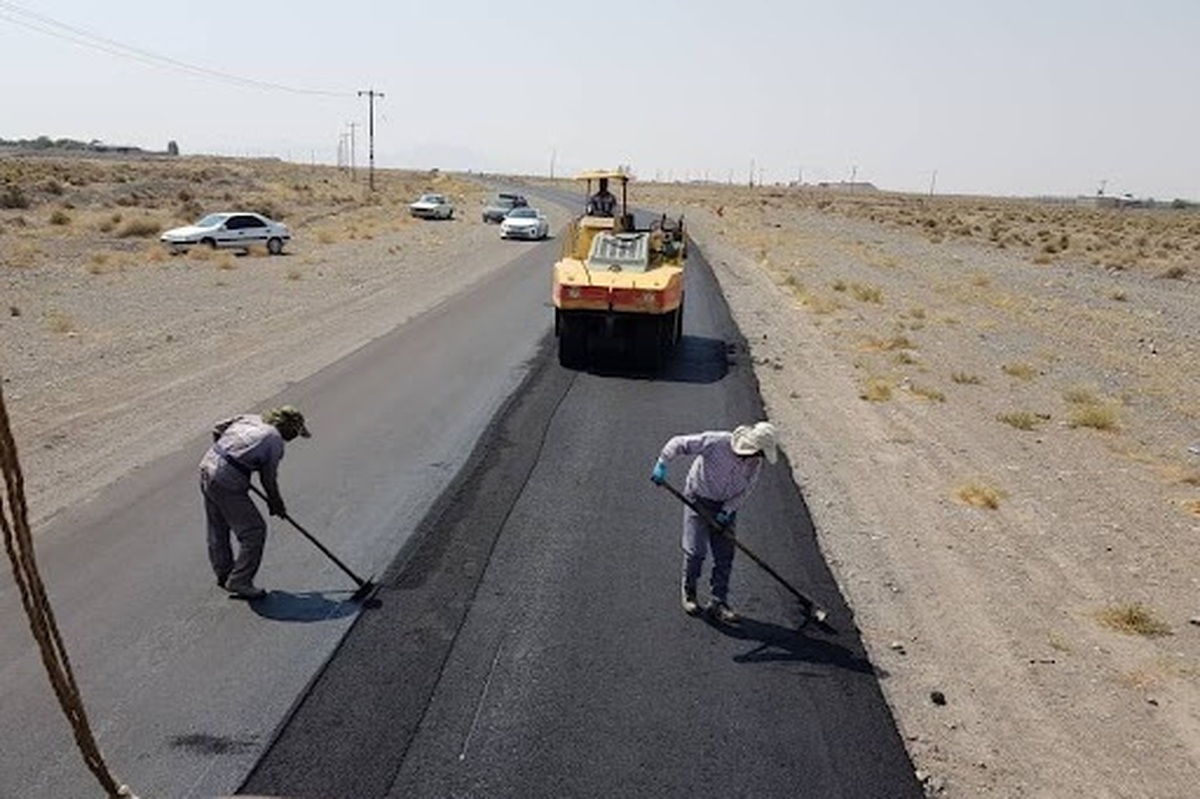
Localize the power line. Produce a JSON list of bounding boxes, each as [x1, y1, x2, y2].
[[0, 0, 351, 97], [358, 89, 384, 191]]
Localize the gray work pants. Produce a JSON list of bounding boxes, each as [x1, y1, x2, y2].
[[681, 496, 736, 604], [201, 471, 266, 589]]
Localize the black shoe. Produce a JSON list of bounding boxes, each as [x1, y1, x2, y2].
[[226, 582, 267, 600], [708, 601, 740, 624], [216, 573, 230, 589]]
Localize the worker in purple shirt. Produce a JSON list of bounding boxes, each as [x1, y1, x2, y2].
[[199, 406, 310, 599], [651, 422, 778, 623]]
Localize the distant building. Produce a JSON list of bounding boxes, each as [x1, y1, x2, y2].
[[814, 181, 880, 193]]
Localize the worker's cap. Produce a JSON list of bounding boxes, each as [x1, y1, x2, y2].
[[731, 421, 777, 464], [263, 405, 311, 438]]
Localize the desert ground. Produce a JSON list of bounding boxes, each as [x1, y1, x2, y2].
[[3, 155, 1199, 797]]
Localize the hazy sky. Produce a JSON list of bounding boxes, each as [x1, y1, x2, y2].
[[2, 0, 1197, 199]]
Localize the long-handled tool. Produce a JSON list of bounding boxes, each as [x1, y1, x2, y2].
[[249, 485, 379, 603], [657, 480, 836, 634]]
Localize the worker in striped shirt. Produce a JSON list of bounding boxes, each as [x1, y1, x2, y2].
[[651, 422, 778, 623]]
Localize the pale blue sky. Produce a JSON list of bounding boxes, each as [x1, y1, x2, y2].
[[2, 0, 1196, 198]]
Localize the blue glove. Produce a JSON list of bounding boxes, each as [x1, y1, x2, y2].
[[715, 510, 735, 527], [651, 460, 667, 485]]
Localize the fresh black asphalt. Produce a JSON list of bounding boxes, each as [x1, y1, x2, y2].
[[242, 235, 923, 799]]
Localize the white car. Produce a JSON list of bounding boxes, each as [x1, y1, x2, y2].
[[409, 193, 454, 220], [500, 206, 550, 240], [160, 212, 290, 255]]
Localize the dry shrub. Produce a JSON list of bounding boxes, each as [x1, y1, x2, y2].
[[1068, 403, 1119, 431], [1064, 385, 1098, 405], [0, 183, 30, 209], [908, 383, 945, 402], [86, 253, 110, 275], [117, 217, 161, 238], [997, 411, 1043, 430], [956, 481, 1005, 509], [860, 375, 894, 402], [849, 282, 884, 303], [45, 310, 75, 334], [1002, 363, 1038, 381], [861, 335, 913, 352], [49, 209, 71, 226], [951, 371, 982, 385], [1095, 603, 1171, 637]]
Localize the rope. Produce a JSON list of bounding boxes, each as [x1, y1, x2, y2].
[[0, 379, 139, 799]]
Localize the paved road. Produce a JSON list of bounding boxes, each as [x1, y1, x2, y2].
[[244, 226, 922, 798], [0, 226, 557, 798]]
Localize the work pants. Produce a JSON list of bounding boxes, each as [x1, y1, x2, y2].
[[200, 471, 266, 589], [681, 496, 736, 604]]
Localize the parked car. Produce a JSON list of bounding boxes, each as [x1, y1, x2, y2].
[[410, 193, 455, 220], [160, 212, 290, 255], [500, 206, 550, 240], [482, 192, 528, 223]]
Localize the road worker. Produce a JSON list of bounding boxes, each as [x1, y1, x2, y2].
[[650, 421, 778, 623], [587, 177, 618, 217], [199, 406, 310, 599]]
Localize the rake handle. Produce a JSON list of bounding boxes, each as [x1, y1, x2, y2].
[[656, 480, 828, 622], [248, 484, 368, 588]]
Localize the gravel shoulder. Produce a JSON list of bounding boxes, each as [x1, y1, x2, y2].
[[670, 198, 1200, 797]]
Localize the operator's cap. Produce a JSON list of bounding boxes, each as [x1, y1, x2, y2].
[[731, 421, 777, 464], [264, 405, 311, 438]]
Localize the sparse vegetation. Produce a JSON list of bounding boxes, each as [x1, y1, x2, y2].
[[1002, 363, 1038, 381], [956, 481, 1005, 509], [45, 310, 75, 334], [951, 371, 983, 385], [117, 217, 161, 238], [860, 375, 895, 402], [908, 383, 945, 402], [997, 411, 1044, 430], [1095, 603, 1171, 637], [1063, 386, 1098, 405], [849, 281, 884, 303], [1068, 402, 1119, 431], [0, 183, 30, 209]]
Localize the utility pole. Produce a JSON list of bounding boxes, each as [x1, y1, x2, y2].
[[929, 169, 938, 197], [347, 122, 358, 180], [549, 147, 556, 179], [357, 89, 385, 191]]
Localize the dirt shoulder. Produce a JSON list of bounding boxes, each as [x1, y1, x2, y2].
[[647, 187, 1200, 797], [1, 158, 570, 527]]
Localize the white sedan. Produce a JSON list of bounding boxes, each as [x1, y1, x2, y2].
[[500, 207, 550, 240], [409, 193, 455, 220], [160, 212, 290, 255]]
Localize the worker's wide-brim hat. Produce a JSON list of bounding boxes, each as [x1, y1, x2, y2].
[[731, 422, 777, 463]]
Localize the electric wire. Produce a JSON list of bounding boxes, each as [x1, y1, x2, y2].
[[0, 0, 351, 97]]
